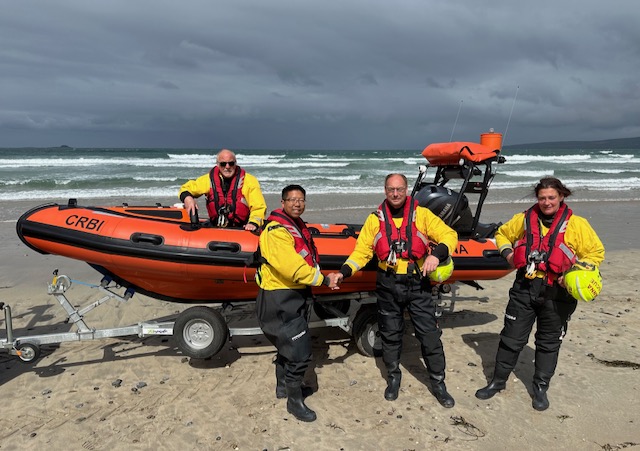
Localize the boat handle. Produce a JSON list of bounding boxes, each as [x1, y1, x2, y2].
[[131, 233, 163, 246], [208, 242, 240, 253]]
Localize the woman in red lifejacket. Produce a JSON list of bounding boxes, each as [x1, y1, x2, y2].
[[475, 177, 604, 411]]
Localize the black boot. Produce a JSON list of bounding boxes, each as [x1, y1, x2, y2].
[[475, 367, 510, 400], [430, 373, 455, 408], [532, 372, 551, 411], [384, 362, 402, 401], [286, 384, 317, 422]]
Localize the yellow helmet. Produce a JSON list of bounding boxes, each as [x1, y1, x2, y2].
[[564, 262, 602, 302], [429, 257, 454, 283]]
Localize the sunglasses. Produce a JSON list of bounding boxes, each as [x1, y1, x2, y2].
[[219, 161, 236, 167]]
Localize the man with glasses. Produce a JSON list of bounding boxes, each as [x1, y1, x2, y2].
[[179, 149, 266, 231], [255, 184, 341, 422], [335, 173, 459, 407]]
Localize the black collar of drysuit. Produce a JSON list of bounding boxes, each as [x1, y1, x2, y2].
[[539, 212, 554, 228], [389, 203, 405, 218]]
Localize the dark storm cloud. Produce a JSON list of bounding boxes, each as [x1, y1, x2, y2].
[[1, 0, 639, 148]]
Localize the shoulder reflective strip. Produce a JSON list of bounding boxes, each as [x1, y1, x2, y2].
[[558, 242, 576, 259], [284, 224, 302, 238]]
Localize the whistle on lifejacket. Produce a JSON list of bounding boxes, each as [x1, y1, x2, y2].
[[217, 206, 230, 228], [387, 240, 406, 267], [525, 250, 546, 279], [386, 249, 398, 267]]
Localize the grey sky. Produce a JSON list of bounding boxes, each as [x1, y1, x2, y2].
[[2, 0, 639, 149]]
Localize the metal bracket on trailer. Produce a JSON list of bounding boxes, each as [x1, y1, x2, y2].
[[1, 273, 176, 362]]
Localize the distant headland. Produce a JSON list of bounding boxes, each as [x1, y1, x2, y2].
[[504, 136, 640, 150]]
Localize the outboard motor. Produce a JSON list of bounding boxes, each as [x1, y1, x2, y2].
[[414, 185, 474, 233]]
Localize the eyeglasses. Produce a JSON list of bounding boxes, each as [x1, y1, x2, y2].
[[284, 198, 306, 204], [219, 161, 236, 167], [385, 187, 406, 194]]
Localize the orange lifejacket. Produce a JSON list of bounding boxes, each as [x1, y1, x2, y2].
[[513, 203, 576, 284], [266, 209, 319, 267], [206, 166, 251, 226], [373, 197, 430, 263]]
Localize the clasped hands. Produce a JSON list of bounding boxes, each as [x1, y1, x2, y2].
[[325, 272, 344, 290]]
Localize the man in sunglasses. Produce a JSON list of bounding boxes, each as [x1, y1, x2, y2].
[[179, 149, 266, 231]]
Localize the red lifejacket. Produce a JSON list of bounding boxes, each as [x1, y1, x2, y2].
[[206, 166, 251, 226], [266, 209, 320, 267], [372, 197, 430, 263], [512, 203, 576, 284]]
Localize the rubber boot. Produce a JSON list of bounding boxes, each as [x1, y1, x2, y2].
[[532, 372, 551, 411], [475, 367, 510, 400], [384, 362, 402, 401], [286, 384, 317, 422], [430, 373, 455, 408]]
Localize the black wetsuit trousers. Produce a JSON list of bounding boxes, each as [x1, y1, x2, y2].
[[375, 269, 446, 376], [256, 288, 312, 386], [494, 270, 578, 382]]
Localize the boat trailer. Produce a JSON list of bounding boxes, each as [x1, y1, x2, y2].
[[0, 271, 458, 364]]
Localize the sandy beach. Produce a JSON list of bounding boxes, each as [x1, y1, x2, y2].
[[0, 197, 639, 450]]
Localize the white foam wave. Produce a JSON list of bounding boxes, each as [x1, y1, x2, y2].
[[502, 170, 553, 178]]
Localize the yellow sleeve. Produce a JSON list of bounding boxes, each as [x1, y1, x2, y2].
[[242, 173, 267, 227], [260, 223, 325, 287], [495, 212, 526, 254], [178, 173, 211, 199], [417, 207, 458, 254], [343, 213, 378, 274], [565, 215, 605, 266]]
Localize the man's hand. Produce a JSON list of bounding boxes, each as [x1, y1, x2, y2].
[[184, 196, 197, 216], [244, 223, 258, 232], [421, 255, 440, 277], [326, 273, 343, 290]]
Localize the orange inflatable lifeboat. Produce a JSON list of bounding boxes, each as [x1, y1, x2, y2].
[[16, 132, 513, 304]]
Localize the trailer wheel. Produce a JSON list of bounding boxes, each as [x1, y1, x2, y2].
[[313, 300, 351, 319], [17, 342, 40, 363], [352, 305, 382, 357], [174, 306, 228, 359]]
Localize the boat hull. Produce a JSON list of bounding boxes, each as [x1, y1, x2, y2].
[[17, 202, 513, 303]]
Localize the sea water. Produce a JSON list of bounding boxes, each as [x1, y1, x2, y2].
[[1, 146, 639, 204]]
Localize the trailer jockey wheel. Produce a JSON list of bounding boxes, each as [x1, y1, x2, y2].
[[352, 305, 382, 357], [17, 342, 40, 363], [174, 306, 229, 359]]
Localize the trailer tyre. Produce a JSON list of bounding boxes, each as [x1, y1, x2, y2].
[[174, 306, 228, 359], [17, 342, 40, 363], [352, 305, 382, 358]]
